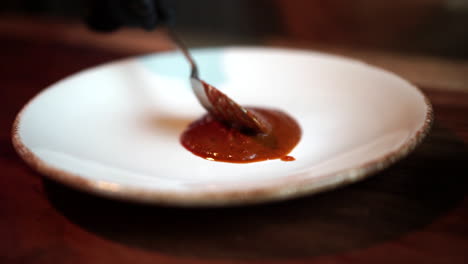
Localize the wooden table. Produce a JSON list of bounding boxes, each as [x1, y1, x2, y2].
[[1, 17, 468, 264]]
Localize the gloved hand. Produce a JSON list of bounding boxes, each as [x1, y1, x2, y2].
[[85, 0, 171, 32]]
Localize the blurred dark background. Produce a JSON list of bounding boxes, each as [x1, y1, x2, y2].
[[1, 0, 468, 59]]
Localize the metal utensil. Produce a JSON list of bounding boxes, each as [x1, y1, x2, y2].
[[165, 28, 269, 134]]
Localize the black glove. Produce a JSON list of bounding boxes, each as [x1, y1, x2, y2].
[[85, 0, 171, 32]]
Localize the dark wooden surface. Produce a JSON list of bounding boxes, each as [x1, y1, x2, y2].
[[1, 29, 468, 264]]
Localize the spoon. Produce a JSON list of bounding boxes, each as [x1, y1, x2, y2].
[[165, 28, 269, 134]]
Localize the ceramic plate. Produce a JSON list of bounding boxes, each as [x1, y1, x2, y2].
[[12, 47, 432, 206]]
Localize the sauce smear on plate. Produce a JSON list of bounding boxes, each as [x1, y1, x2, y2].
[[181, 107, 301, 163]]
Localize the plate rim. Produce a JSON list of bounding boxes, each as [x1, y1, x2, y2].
[[11, 46, 434, 207]]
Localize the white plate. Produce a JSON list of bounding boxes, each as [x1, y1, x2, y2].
[[12, 47, 432, 206]]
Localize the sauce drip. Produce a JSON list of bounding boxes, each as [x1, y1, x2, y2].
[[280, 156, 296, 162], [181, 108, 301, 163]]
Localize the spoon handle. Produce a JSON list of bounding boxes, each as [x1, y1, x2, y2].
[[164, 27, 199, 79]]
